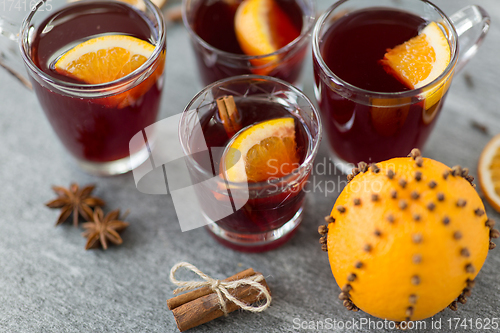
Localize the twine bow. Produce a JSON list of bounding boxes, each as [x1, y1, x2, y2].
[[169, 262, 272, 315]]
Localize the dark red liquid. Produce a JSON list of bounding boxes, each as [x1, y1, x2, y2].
[[189, 98, 310, 250], [30, 2, 165, 163], [189, 0, 306, 85], [193, 0, 245, 55], [314, 8, 450, 164]]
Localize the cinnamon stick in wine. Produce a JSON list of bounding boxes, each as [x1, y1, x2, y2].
[[216, 95, 242, 138]]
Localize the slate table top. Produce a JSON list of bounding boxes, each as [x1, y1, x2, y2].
[[0, 0, 499, 332]]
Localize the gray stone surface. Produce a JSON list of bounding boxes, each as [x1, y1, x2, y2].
[[0, 0, 499, 332]]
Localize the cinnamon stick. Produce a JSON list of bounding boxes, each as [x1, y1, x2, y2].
[[216, 95, 242, 138], [167, 268, 255, 310], [170, 273, 270, 332]]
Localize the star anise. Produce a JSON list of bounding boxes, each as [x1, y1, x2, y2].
[[82, 207, 129, 250], [45, 183, 105, 227]]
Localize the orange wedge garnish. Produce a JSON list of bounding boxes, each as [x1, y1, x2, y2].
[[55, 35, 154, 84], [223, 118, 299, 183], [55, 35, 164, 108], [234, 0, 300, 75], [380, 22, 451, 89], [380, 21, 452, 116]]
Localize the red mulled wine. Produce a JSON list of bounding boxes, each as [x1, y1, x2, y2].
[[186, 0, 307, 85], [30, 1, 165, 163], [191, 98, 310, 251], [314, 8, 450, 164]]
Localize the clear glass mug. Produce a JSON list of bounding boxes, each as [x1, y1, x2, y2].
[[312, 0, 490, 173], [0, 0, 166, 176], [182, 0, 315, 86], [178, 75, 322, 252]]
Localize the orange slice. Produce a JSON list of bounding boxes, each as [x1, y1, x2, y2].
[[234, 0, 300, 75], [223, 118, 299, 183], [55, 35, 154, 84], [478, 133, 500, 213], [380, 22, 451, 89], [369, 97, 411, 137], [55, 35, 164, 108]]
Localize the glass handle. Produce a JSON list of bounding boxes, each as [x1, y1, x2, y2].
[[449, 5, 490, 73], [0, 16, 31, 89], [0, 16, 20, 41]]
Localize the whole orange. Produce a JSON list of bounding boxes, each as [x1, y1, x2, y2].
[[320, 149, 497, 322]]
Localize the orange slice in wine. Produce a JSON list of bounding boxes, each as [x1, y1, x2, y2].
[[55, 35, 155, 84], [234, 0, 300, 75], [55, 35, 163, 108], [380, 22, 451, 89], [223, 117, 299, 183], [380, 22, 452, 116]]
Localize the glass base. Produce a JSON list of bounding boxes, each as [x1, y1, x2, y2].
[[206, 207, 304, 252], [74, 145, 150, 176], [328, 148, 356, 175]]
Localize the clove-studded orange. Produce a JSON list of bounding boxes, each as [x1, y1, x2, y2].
[[319, 149, 497, 322]]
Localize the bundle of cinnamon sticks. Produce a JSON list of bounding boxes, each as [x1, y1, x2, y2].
[[167, 268, 271, 332]]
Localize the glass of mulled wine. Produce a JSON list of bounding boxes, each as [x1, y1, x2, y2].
[[312, 0, 490, 173], [182, 0, 315, 86], [179, 75, 322, 252], [1, 0, 166, 175]]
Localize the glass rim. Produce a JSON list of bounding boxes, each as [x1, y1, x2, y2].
[[181, 0, 316, 62], [19, 0, 166, 96], [312, 0, 460, 99], [178, 74, 323, 189]]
